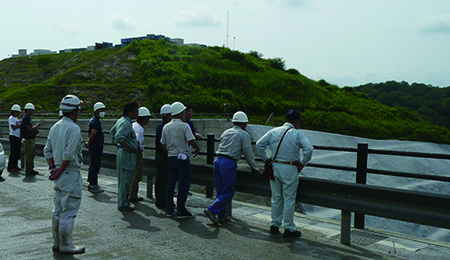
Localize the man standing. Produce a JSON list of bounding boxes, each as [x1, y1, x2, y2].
[[44, 95, 85, 254], [185, 105, 203, 139], [256, 110, 313, 238], [129, 107, 152, 203], [21, 103, 42, 176], [204, 111, 259, 224], [154, 104, 172, 209], [161, 102, 200, 218], [110, 102, 139, 211], [8, 104, 22, 173], [84, 102, 106, 193]]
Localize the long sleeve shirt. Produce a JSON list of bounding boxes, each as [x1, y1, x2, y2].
[[256, 123, 313, 166], [43, 117, 83, 172], [132, 122, 145, 151], [216, 126, 258, 170], [110, 116, 138, 152]]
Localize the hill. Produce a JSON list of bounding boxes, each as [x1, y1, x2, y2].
[[354, 81, 450, 129], [1, 39, 449, 144]]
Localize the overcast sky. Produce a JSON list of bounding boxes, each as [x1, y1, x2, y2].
[[1, 0, 449, 87]]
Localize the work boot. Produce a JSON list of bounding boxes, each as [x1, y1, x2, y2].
[[52, 217, 60, 252], [59, 218, 85, 254]]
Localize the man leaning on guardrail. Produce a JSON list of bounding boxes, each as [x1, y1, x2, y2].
[[256, 109, 313, 239], [203, 111, 259, 225]]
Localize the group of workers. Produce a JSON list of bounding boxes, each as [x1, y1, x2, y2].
[[5, 95, 313, 254]]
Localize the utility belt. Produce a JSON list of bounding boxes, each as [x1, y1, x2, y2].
[[217, 154, 238, 162]]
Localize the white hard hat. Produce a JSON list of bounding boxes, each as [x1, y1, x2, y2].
[[160, 104, 171, 115], [59, 94, 83, 112], [170, 102, 186, 116], [232, 111, 248, 123], [138, 107, 151, 117], [24, 103, 35, 110], [11, 104, 21, 112], [94, 102, 106, 112]]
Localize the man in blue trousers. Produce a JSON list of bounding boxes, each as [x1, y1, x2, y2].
[[203, 111, 258, 224]]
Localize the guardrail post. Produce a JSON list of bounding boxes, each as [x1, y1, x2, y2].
[[341, 211, 351, 245], [355, 142, 368, 229], [206, 134, 215, 198], [147, 177, 153, 199]]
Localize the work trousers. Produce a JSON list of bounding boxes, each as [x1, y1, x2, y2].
[[166, 157, 191, 215], [116, 148, 136, 208], [129, 152, 143, 199], [270, 163, 299, 232], [23, 139, 35, 173], [155, 152, 168, 208], [207, 156, 237, 219], [53, 171, 82, 221], [88, 145, 103, 186], [8, 135, 22, 169]]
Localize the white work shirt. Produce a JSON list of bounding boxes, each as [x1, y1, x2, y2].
[[161, 118, 195, 157], [43, 117, 83, 172], [132, 122, 145, 151], [256, 123, 313, 166], [9, 115, 21, 137], [216, 126, 258, 170]]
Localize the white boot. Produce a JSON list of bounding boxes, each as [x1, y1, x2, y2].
[[52, 217, 60, 252], [59, 218, 85, 254]]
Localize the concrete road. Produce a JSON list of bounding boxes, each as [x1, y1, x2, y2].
[[0, 156, 446, 260]]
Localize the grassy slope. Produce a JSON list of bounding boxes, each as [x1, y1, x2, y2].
[[1, 39, 449, 144]]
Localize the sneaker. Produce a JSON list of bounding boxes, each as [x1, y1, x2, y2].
[[270, 225, 280, 235], [203, 209, 219, 224], [118, 205, 135, 212], [7, 167, 17, 172], [166, 212, 174, 217], [177, 211, 195, 219], [218, 216, 232, 224], [129, 197, 144, 203], [0, 177, 5, 182], [88, 185, 104, 194], [283, 229, 302, 238], [31, 170, 39, 175], [25, 171, 37, 177]]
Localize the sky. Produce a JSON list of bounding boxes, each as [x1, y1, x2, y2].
[[1, 0, 450, 87]]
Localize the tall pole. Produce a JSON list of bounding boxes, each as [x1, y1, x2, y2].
[[227, 11, 229, 48]]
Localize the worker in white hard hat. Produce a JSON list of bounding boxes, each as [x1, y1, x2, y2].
[[129, 107, 153, 202], [7, 104, 22, 175], [204, 111, 259, 224], [256, 109, 313, 238], [84, 102, 106, 193], [110, 101, 139, 211], [20, 102, 42, 176], [44, 94, 85, 254], [155, 104, 172, 209], [161, 101, 200, 218]]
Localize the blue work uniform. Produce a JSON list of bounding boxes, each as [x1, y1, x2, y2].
[[207, 125, 258, 219], [87, 115, 104, 186]]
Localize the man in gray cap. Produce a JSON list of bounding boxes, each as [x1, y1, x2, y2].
[[256, 109, 313, 238]]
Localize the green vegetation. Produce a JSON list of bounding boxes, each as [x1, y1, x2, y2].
[[354, 81, 450, 129], [1, 40, 449, 144]]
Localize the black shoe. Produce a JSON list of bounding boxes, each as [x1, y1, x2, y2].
[[0, 176, 5, 182], [270, 225, 280, 235], [118, 205, 135, 212], [218, 216, 232, 224], [283, 229, 302, 238], [203, 209, 219, 224], [129, 197, 144, 203]]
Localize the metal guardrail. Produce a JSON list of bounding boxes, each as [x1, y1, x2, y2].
[[1, 130, 450, 245]]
